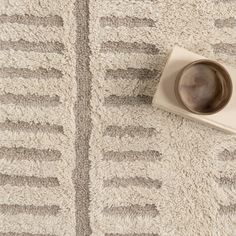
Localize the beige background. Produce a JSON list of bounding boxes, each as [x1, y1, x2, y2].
[[89, 0, 236, 235], [0, 0, 235, 236]]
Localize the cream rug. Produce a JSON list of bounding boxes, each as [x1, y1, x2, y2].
[[0, 0, 236, 236]]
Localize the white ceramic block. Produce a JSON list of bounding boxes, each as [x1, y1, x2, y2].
[[152, 46, 236, 133]]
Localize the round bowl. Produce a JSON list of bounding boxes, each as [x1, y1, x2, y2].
[[175, 59, 233, 115]]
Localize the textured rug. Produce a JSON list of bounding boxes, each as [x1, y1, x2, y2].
[[0, 0, 236, 236], [0, 0, 78, 235]]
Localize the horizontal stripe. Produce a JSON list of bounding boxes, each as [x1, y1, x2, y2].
[[216, 0, 235, 3], [0, 147, 61, 161], [0, 93, 60, 107], [103, 150, 162, 162], [101, 41, 159, 54], [104, 177, 162, 189], [0, 173, 59, 187], [105, 234, 159, 236], [105, 95, 152, 106], [215, 17, 236, 28], [0, 233, 57, 236], [213, 43, 236, 55], [104, 125, 156, 138], [219, 204, 236, 214], [0, 67, 62, 79], [103, 204, 158, 217], [105, 68, 158, 80], [0, 40, 64, 54], [100, 16, 156, 28], [0, 204, 60, 216], [0, 14, 63, 27], [0, 120, 64, 134], [217, 176, 236, 187]]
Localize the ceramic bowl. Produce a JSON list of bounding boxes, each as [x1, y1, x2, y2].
[[175, 59, 233, 115]]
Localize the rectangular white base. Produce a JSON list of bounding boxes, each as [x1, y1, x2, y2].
[[152, 46, 236, 134]]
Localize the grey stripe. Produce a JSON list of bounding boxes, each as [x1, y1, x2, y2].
[[0, 147, 61, 162], [219, 204, 236, 215], [105, 95, 152, 106], [218, 149, 236, 161], [215, 17, 236, 28], [100, 16, 156, 28], [217, 176, 236, 187], [0, 173, 59, 187], [0, 233, 57, 236], [0, 67, 62, 79], [104, 125, 156, 138], [103, 150, 162, 162], [0, 14, 63, 27], [103, 204, 159, 217], [104, 177, 162, 189], [0, 93, 61, 107], [73, 0, 92, 235], [101, 41, 159, 54], [212, 43, 236, 56], [105, 68, 159, 81], [216, 0, 235, 3], [0, 204, 60, 216], [0, 40, 64, 54], [0, 120, 64, 134], [105, 234, 159, 236]]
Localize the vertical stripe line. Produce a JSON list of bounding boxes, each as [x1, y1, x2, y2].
[[73, 0, 92, 235]]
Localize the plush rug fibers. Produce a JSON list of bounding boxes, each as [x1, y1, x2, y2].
[[0, 0, 236, 236]]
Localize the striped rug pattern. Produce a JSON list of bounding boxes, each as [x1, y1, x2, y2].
[[0, 0, 236, 236], [89, 0, 236, 235], [0, 0, 77, 236]]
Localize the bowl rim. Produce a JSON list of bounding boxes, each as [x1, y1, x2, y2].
[[174, 59, 233, 115]]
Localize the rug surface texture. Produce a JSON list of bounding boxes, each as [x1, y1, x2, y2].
[[0, 0, 236, 236]]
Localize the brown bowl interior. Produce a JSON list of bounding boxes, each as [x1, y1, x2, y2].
[[175, 60, 232, 115]]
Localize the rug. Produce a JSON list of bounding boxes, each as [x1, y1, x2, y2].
[[0, 0, 78, 235], [0, 0, 236, 236]]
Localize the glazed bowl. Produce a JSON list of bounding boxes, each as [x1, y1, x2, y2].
[[175, 59, 233, 115]]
